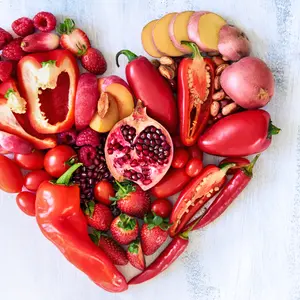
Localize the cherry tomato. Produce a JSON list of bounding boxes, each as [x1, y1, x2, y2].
[[15, 150, 45, 170], [24, 170, 52, 191], [187, 145, 203, 160], [219, 157, 250, 175], [0, 155, 23, 193], [16, 191, 36, 216], [185, 158, 203, 177], [94, 180, 115, 205], [151, 198, 173, 218], [44, 145, 76, 178], [172, 148, 190, 169]]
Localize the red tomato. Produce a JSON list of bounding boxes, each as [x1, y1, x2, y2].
[[219, 157, 250, 175], [188, 145, 203, 160], [44, 145, 76, 178], [172, 148, 190, 169], [185, 158, 203, 177], [94, 180, 115, 205], [24, 170, 52, 191], [0, 155, 24, 193], [151, 198, 173, 218], [16, 191, 36, 216], [15, 150, 45, 170]]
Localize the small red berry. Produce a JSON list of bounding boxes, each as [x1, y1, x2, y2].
[[0, 27, 13, 50], [76, 128, 100, 147], [0, 61, 13, 82], [78, 145, 97, 167], [33, 11, 56, 32], [80, 48, 107, 75], [11, 17, 34, 37], [1, 38, 25, 61]]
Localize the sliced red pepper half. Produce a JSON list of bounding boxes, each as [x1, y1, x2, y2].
[[17, 49, 79, 134], [169, 163, 234, 237], [0, 98, 56, 149], [178, 42, 215, 146]]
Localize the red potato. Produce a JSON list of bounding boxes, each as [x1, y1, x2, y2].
[[220, 57, 274, 109], [98, 75, 130, 91], [21, 33, 60, 53], [0, 130, 33, 154], [75, 73, 100, 130], [218, 24, 251, 61]]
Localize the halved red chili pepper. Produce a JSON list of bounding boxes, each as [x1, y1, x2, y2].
[[178, 42, 215, 146], [169, 163, 234, 237], [185, 155, 259, 231]]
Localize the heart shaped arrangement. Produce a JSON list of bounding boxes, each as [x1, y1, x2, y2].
[[0, 10, 280, 293]]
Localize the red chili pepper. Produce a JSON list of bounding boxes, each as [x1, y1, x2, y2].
[[219, 157, 250, 175], [169, 163, 234, 237], [198, 110, 280, 156], [116, 50, 178, 134], [185, 155, 260, 231], [36, 163, 127, 293], [178, 42, 215, 146]]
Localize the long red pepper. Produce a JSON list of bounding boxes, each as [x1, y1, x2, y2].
[[185, 155, 260, 231]]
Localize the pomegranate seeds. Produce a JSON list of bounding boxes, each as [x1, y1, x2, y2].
[[11, 17, 34, 37], [33, 11, 56, 32], [0, 27, 13, 50]]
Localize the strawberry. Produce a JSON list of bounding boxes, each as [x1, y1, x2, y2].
[[0, 28, 13, 50], [80, 48, 107, 75], [0, 61, 13, 82], [58, 18, 91, 57], [11, 17, 34, 37], [1, 38, 25, 61], [111, 181, 150, 218], [141, 212, 170, 256], [110, 214, 138, 245], [33, 11, 56, 32], [90, 230, 128, 265], [84, 201, 113, 231], [127, 240, 145, 271]]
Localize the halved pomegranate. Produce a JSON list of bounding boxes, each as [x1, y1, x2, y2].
[[105, 100, 174, 191], [17, 49, 79, 134]]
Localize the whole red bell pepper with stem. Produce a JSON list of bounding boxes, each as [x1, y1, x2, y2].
[[116, 49, 177, 134], [198, 110, 280, 157], [178, 42, 215, 146], [36, 163, 128, 293], [18, 49, 79, 134], [169, 163, 234, 237], [185, 155, 260, 231]]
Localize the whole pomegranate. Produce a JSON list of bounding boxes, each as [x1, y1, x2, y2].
[[105, 100, 173, 190]]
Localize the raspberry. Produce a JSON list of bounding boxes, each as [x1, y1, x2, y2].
[[1, 38, 25, 61], [12, 17, 34, 37], [57, 129, 77, 145], [33, 11, 56, 32], [76, 128, 100, 147], [0, 28, 13, 50], [0, 61, 13, 82], [79, 145, 97, 167]]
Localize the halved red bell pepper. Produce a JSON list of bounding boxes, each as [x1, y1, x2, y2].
[[178, 42, 215, 146], [17, 49, 79, 134], [169, 163, 234, 237]]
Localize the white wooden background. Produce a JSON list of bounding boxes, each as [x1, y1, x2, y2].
[[0, 0, 299, 299]]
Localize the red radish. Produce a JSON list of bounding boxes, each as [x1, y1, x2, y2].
[[0, 130, 33, 154], [99, 75, 130, 91], [218, 24, 251, 61], [21, 33, 60, 53], [220, 57, 274, 109], [75, 73, 100, 130]]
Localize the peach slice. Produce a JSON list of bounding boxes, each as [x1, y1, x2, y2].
[[90, 93, 119, 133], [98, 79, 134, 119]]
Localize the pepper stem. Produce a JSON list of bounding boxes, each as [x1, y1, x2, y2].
[[56, 163, 83, 185], [220, 163, 236, 174], [181, 41, 202, 59], [116, 50, 138, 67], [242, 154, 260, 177], [268, 121, 281, 138]]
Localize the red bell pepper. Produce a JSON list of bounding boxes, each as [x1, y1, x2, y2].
[[0, 98, 56, 149], [17, 49, 79, 134], [169, 163, 234, 237], [36, 163, 128, 293], [177, 42, 215, 146], [198, 110, 280, 156], [116, 50, 178, 134]]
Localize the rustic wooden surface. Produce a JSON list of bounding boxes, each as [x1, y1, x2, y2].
[[0, 0, 299, 299]]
